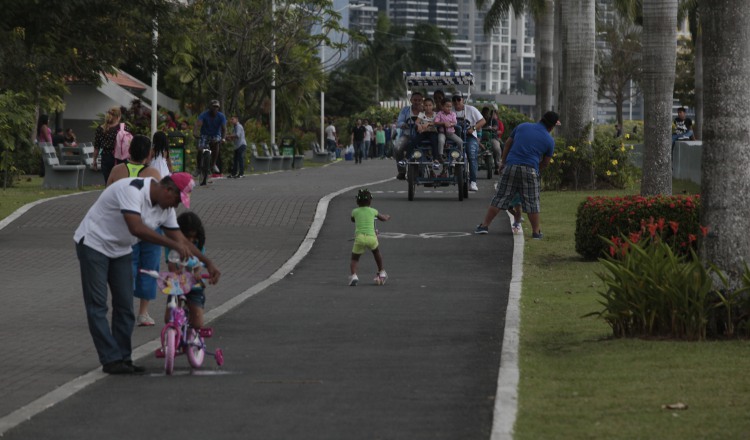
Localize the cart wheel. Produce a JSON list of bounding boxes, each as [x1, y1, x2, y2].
[[407, 164, 417, 201], [485, 155, 493, 179], [456, 165, 465, 201]]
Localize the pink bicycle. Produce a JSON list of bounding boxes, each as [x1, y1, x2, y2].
[[139, 268, 224, 375]]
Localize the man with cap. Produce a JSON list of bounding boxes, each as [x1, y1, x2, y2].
[[74, 172, 221, 374], [474, 111, 560, 239], [194, 100, 227, 184]]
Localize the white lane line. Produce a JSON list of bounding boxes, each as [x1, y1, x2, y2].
[[0, 177, 394, 436], [0, 191, 93, 232], [490, 212, 524, 440]]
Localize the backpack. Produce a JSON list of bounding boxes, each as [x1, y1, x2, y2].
[[114, 123, 133, 161]]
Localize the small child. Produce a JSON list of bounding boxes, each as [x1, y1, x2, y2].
[[416, 98, 440, 164], [165, 212, 207, 328], [349, 189, 391, 286], [434, 99, 464, 157]]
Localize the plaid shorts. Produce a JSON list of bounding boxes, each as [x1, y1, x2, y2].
[[199, 135, 222, 148], [490, 164, 541, 213]]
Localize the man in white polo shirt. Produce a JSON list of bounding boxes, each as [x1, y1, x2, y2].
[[74, 173, 221, 374]]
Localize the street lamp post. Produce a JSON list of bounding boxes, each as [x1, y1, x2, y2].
[[271, 1, 276, 147]]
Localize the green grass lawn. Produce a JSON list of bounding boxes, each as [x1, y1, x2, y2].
[[0, 175, 89, 221], [515, 180, 750, 439]]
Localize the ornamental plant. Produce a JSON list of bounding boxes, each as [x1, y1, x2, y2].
[[575, 194, 702, 260], [589, 228, 750, 340]]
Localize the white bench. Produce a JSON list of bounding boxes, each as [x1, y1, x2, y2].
[[41, 144, 85, 189], [249, 143, 272, 172]]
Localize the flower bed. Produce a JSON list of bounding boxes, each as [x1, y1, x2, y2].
[[575, 194, 702, 260]]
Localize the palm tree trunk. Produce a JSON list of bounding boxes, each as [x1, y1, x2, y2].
[[693, 29, 703, 140], [700, 0, 750, 287], [536, 0, 555, 118], [554, 1, 563, 115], [640, 0, 677, 196], [561, 0, 595, 144]]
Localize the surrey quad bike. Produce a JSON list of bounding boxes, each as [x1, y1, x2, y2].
[[401, 71, 475, 201]]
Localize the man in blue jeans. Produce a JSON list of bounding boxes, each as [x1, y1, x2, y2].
[[452, 94, 486, 192], [74, 174, 221, 374], [227, 115, 247, 178], [474, 111, 559, 239]]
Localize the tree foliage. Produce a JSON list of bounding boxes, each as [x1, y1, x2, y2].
[[596, 13, 642, 126], [0, 0, 173, 109]]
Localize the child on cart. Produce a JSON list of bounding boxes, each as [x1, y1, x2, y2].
[[164, 212, 208, 328], [349, 189, 391, 286], [416, 98, 441, 166]]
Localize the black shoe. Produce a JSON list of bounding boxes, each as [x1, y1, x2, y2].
[[396, 172, 406, 180], [102, 361, 134, 375], [124, 360, 146, 374]]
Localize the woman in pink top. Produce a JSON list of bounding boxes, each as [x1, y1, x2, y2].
[[434, 100, 464, 156], [37, 114, 52, 144]]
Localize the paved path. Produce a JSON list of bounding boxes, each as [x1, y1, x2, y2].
[[0, 159, 516, 439]]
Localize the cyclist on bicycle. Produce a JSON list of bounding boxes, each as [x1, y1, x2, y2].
[[193, 100, 227, 183]]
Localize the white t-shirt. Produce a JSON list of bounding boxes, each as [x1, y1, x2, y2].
[[325, 124, 337, 141], [73, 177, 179, 258], [455, 105, 484, 139], [365, 124, 374, 141], [151, 154, 171, 178]]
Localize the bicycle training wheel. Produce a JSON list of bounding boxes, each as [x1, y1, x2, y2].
[[186, 328, 206, 368], [165, 328, 177, 375]]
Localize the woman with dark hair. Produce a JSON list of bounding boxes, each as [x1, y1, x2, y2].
[[37, 114, 52, 144], [151, 131, 173, 177]]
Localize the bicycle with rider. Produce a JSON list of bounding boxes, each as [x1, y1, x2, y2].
[[193, 100, 227, 177]]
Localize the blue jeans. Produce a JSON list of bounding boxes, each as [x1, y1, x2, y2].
[[232, 145, 246, 176], [465, 136, 479, 183], [131, 237, 161, 301], [364, 140, 371, 159], [354, 141, 365, 162], [76, 241, 135, 366]]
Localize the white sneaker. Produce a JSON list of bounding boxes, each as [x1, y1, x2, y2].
[[212, 165, 220, 173], [348, 274, 359, 286], [469, 182, 478, 192], [137, 313, 155, 327], [374, 270, 388, 285], [512, 222, 523, 235]]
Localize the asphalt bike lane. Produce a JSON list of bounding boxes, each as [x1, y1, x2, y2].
[[2, 165, 515, 439]]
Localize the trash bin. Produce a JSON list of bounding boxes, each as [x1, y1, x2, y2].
[[167, 132, 187, 172], [281, 137, 295, 157]]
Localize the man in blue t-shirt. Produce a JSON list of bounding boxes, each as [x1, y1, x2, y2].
[[193, 100, 227, 176], [474, 111, 559, 239]]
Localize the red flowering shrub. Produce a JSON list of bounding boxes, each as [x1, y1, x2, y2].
[[575, 194, 702, 260]]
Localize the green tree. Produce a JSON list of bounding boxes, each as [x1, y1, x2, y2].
[[0, 0, 174, 112], [673, 35, 695, 109], [596, 14, 642, 128]]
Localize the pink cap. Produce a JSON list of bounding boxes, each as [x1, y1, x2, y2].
[[170, 172, 195, 208]]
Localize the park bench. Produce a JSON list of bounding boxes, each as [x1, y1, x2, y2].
[[311, 141, 332, 163], [262, 143, 283, 171], [272, 144, 293, 170], [40, 144, 85, 189], [249, 143, 272, 172], [80, 143, 104, 186]]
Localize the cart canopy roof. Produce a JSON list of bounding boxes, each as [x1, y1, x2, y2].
[[403, 71, 475, 87]]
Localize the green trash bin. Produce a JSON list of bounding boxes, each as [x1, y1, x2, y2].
[[168, 132, 187, 172], [281, 137, 295, 157]]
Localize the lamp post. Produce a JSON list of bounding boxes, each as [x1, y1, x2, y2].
[[271, 1, 276, 146]]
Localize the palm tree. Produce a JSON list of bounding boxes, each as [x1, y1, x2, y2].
[[700, 0, 750, 287], [639, 0, 677, 196], [560, 0, 596, 144]]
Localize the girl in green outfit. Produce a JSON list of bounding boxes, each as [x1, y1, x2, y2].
[[349, 189, 391, 286]]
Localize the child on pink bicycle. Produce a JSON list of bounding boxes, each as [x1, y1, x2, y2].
[[163, 212, 209, 328]]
